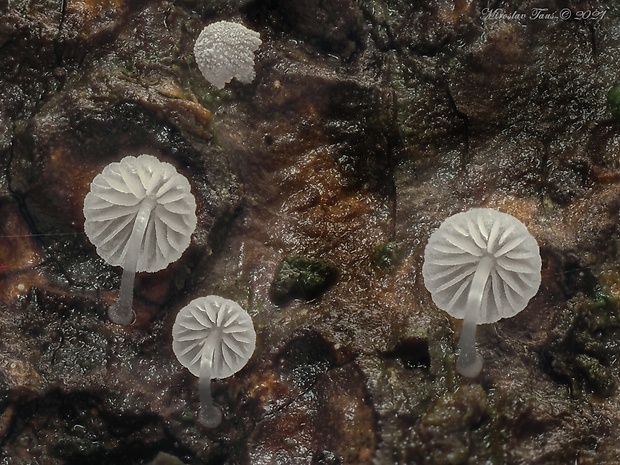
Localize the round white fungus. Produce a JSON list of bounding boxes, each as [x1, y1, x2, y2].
[[173, 295, 256, 427], [84, 154, 197, 325], [193, 21, 262, 89], [422, 208, 541, 377]]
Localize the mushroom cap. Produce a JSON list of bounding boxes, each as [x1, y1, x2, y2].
[[422, 208, 541, 323], [172, 295, 256, 379], [193, 21, 262, 89], [83, 154, 197, 273]]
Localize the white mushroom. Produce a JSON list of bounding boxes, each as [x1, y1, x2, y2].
[[83, 154, 197, 325], [422, 208, 542, 377], [172, 295, 256, 427], [193, 21, 262, 89]]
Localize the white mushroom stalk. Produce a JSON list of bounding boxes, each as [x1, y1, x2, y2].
[[455, 254, 490, 377], [422, 208, 542, 377], [84, 155, 197, 325], [172, 295, 256, 428], [111, 194, 157, 324], [198, 341, 221, 427]]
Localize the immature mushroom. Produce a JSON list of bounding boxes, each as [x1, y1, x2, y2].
[[84, 154, 197, 325], [172, 295, 256, 427], [422, 208, 541, 377], [193, 21, 262, 89]]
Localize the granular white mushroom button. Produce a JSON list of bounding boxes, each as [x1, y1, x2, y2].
[[194, 21, 262, 89]]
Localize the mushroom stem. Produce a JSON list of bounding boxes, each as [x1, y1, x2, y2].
[[456, 254, 493, 377], [198, 349, 222, 428], [108, 197, 156, 325]]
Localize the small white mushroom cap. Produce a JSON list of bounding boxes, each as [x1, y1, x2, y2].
[[422, 208, 541, 377], [172, 295, 256, 378], [423, 208, 541, 324], [193, 21, 262, 89], [84, 154, 197, 273], [172, 295, 256, 427]]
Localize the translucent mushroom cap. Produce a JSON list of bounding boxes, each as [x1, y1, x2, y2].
[[422, 208, 542, 324], [172, 295, 256, 379], [83, 154, 197, 273], [193, 21, 262, 89]]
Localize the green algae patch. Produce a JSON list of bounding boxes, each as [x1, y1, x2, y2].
[[270, 256, 337, 305], [372, 242, 402, 272], [608, 84, 620, 119]]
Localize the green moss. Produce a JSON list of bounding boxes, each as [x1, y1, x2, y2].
[[608, 84, 620, 119], [573, 354, 614, 395], [270, 256, 337, 305], [372, 242, 402, 271]]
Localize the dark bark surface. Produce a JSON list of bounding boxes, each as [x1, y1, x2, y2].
[[1, 1, 620, 464]]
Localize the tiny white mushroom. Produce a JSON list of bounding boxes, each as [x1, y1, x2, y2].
[[193, 21, 262, 89], [422, 208, 542, 377], [84, 155, 197, 325], [172, 295, 256, 427]]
